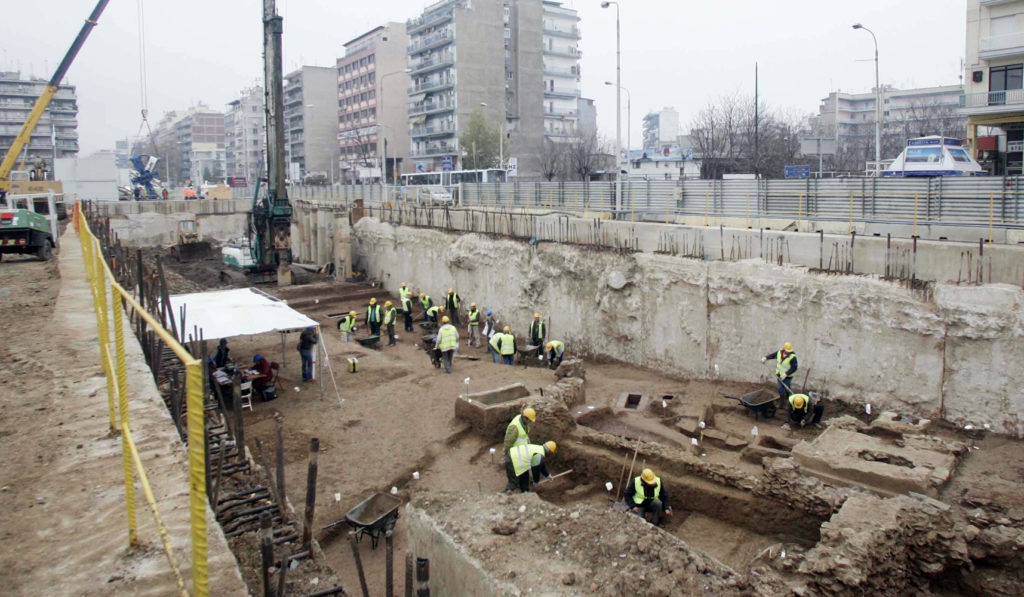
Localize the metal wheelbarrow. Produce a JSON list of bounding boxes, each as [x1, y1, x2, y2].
[[356, 335, 381, 350], [722, 389, 778, 420], [420, 334, 441, 368], [322, 492, 401, 549]]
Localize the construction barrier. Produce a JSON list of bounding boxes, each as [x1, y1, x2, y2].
[[72, 202, 207, 596]]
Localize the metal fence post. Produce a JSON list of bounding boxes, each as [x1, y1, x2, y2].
[[186, 359, 209, 596], [110, 246, 138, 548]]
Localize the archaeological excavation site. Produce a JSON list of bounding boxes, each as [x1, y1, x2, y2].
[[8, 195, 1007, 597]]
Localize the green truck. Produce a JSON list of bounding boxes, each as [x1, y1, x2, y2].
[[0, 193, 58, 261]]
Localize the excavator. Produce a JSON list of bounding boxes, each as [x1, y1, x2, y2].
[[0, 0, 109, 261]]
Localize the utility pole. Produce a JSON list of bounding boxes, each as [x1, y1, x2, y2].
[[754, 62, 759, 177]]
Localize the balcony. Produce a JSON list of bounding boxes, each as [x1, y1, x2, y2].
[[542, 47, 581, 58], [959, 88, 1024, 115], [544, 88, 580, 99], [543, 65, 578, 78], [409, 53, 454, 76], [979, 32, 1024, 60], [408, 77, 454, 95], [544, 106, 577, 117], [407, 9, 453, 34], [542, 25, 579, 39], [410, 141, 456, 158], [410, 121, 456, 138], [409, 29, 453, 54], [408, 98, 456, 116]]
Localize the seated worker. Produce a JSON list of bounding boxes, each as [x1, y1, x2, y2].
[[782, 392, 825, 431], [507, 441, 557, 493], [545, 340, 565, 370], [214, 338, 230, 368], [624, 468, 672, 526], [249, 354, 274, 397]]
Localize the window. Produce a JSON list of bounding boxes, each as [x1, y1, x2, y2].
[[990, 63, 1023, 105], [504, 27, 511, 39], [507, 71, 514, 80], [991, 15, 1017, 38]]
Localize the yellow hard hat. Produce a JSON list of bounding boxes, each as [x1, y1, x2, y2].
[[470, 302, 477, 308], [783, 342, 793, 352], [523, 407, 537, 422], [401, 282, 407, 287], [419, 293, 425, 299], [544, 440, 557, 454], [503, 325, 511, 333], [385, 300, 392, 307], [370, 297, 378, 304], [792, 395, 806, 409], [349, 310, 357, 317], [441, 315, 450, 323], [641, 468, 656, 484], [545, 342, 554, 351], [448, 287, 454, 293], [438, 306, 445, 312], [534, 312, 541, 318]]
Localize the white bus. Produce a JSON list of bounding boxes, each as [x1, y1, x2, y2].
[[399, 168, 507, 187]]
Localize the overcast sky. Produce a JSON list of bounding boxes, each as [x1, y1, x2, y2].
[[0, 0, 966, 155]]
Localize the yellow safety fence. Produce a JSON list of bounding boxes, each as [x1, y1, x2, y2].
[[73, 202, 206, 596]]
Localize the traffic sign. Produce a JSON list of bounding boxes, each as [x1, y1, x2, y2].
[[442, 156, 452, 171], [506, 157, 518, 177], [784, 165, 811, 179]]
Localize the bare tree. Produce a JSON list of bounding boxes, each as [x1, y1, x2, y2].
[[540, 138, 569, 181], [566, 131, 608, 181]]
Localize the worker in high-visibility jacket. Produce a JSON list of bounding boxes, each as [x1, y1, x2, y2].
[[782, 392, 825, 431], [419, 293, 433, 320], [401, 295, 415, 332], [504, 407, 535, 453], [762, 342, 797, 401], [624, 468, 672, 526], [366, 298, 383, 336], [445, 288, 461, 325], [467, 302, 481, 347], [426, 304, 444, 324], [434, 315, 459, 373], [529, 312, 546, 347], [507, 441, 557, 493], [489, 325, 516, 365], [399, 282, 411, 303], [545, 340, 565, 370], [337, 310, 357, 342], [383, 300, 398, 346]]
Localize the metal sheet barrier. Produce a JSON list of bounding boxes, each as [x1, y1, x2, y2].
[[72, 202, 203, 597]]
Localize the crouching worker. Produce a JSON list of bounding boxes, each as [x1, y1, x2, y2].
[[545, 340, 564, 370], [782, 392, 825, 430], [625, 468, 672, 526], [506, 441, 557, 493]]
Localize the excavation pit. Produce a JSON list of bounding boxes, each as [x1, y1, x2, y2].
[[454, 383, 531, 437], [577, 408, 692, 448], [621, 392, 645, 410]]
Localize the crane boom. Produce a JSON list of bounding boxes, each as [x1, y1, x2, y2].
[[0, 0, 111, 190]]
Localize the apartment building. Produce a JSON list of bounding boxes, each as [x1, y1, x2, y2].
[[224, 86, 265, 183], [961, 0, 1024, 174], [642, 107, 680, 150], [337, 23, 411, 182], [813, 85, 964, 172], [0, 71, 79, 169], [283, 66, 339, 182], [406, 0, 581, 177], [154, 106, 225, 186]]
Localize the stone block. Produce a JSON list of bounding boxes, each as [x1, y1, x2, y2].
[[701, 428, 748, 451], [553, 358, 585, 380], [454, 383, 530, 438]]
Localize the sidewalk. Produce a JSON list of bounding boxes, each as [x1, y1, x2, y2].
[[0, 227, 246, 596]]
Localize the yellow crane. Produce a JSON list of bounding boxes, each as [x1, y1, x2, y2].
[[0, 0, 110, 196]]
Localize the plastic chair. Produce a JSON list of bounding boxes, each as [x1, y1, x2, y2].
[[239, 380, 254, 411]]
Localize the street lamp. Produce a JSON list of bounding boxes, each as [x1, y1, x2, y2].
[[853, 23, 881, 175], [378, 68, 411, 198], [601, 0, 621, 214], [479, 101, 504, 170], [604, 81, 630, 175]]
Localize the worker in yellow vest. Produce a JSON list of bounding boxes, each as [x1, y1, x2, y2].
[[529, 312, 546, 347], [419, 293, 433, 320], [425, 304, 444, 324], [434, 315, 459, 373], [782, 392, 825, 431], [491, 325, 516, 365], [545, 340, 565, 370], [399, 282, 411, 303], [507, 441, 557, 493], [762, 342, 797, 402], [466, 302, 481, 347], [337, 310, 357, 342], [366, 298, 383, 336], [503, 407, 535, 490], [401, 294, 415, 332], [445, 288, 461, 325], [383, 300, 398, 346], [624, 468, 672, 526]]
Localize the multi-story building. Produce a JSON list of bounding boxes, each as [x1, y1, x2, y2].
[[577, 97, 597, 138], [154, 105, 224, 185], [405, 0, 581, 177], [224, 86, 265, 184], [0, 71, 79, 170], [961, 0, 1024, 174], [284, 66, 340, 182], [642, 107, 680, 150], [337, 23, 411, 182], [812, 85, 964, 173]]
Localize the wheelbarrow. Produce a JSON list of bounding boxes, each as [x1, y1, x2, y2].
[[517, 344, 545, 367], [418, 321, 438, 333], [323, 492, 401, 549], [356, 334, 381, 350], [421, 334, 441, 368], [722, 389, 778, 420]]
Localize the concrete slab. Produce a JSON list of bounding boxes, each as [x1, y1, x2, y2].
[[454, 383, 531, 437], [792, 427, 958, 497]]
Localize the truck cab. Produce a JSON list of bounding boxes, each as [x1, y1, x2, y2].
[[0, 192, 59, 261]]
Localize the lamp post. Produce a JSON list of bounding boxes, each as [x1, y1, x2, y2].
[[604, 81, 630, 176], [853, 23, 881, 175], [479, 102, 503, 170], [601, 1, 621, 215], [378, 68, 411, 199]]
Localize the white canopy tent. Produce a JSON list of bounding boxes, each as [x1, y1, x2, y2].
[[167, 287, 340, 402]]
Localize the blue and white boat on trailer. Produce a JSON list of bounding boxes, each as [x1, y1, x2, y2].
[[883, 136, 989, 177]]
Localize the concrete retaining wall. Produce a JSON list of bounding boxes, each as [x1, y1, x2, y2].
[[352, 217, 1024, 437]]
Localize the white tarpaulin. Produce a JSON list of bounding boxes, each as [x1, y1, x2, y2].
[[167, 287, 318, 340]]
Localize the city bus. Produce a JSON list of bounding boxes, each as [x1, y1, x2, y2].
[[398, 168, 507, 188]]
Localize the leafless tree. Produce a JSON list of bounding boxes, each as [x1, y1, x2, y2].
[[566, 131, 609, 181], [540, 138, 569, 181]]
